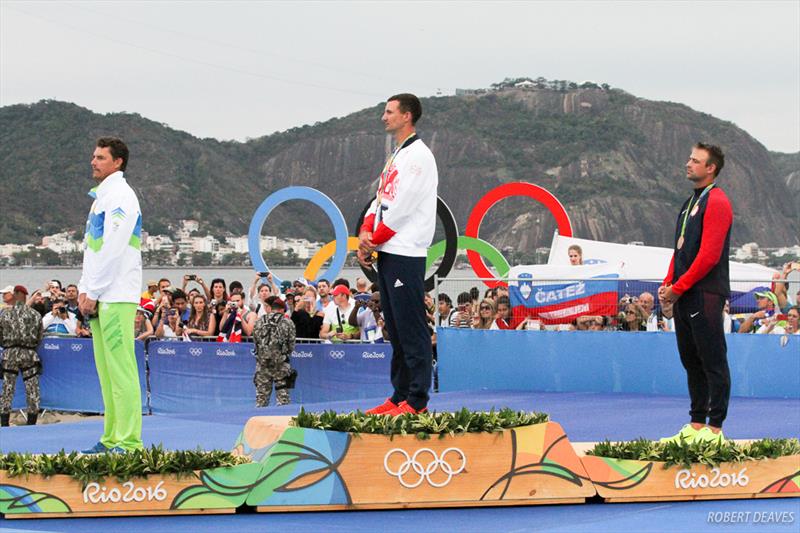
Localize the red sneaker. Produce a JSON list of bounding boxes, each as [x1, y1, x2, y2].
[[365, 398, 398, 415], [386, 401, 428, 416]]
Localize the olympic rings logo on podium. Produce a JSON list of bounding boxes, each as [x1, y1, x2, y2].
[[383, 447, 467, 488], [328, 350, 345, 359], [248, 183, 572, 289]]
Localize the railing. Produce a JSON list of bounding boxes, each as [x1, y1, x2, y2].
[[432, 276, 793, 331]]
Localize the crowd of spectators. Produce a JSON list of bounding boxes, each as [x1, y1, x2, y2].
[[0, 258, 797, 344]]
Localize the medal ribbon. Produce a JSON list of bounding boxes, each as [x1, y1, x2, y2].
[[679, 183, 715, 241], [374, 133, 417, 229]]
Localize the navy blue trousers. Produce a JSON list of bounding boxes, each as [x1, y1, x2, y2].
[[673, 289, 731, 428], [377, 252, 432, 411]]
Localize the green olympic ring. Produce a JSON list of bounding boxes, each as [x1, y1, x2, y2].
[[426, 236, 511, 278]]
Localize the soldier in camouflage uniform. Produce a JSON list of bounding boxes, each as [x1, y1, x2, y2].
[[0, 286, 43, 426], [252, 296, 296, 407]]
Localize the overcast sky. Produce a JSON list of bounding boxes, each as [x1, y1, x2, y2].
[[2, 1, 798, 152]]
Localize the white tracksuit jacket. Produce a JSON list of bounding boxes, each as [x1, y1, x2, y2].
[[365, 138, 438, 257], [78, 171, 143, 303]]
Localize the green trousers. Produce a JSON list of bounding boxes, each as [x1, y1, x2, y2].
[[90, 302, 143, 450]]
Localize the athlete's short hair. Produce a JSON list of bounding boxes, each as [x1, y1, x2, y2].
[[388, 93, 422, 125], [96, 137, 129, 171], [694, 142, 725, 177]]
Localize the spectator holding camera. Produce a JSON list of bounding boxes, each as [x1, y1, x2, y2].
[[453, 292, 473, 328], [184, 294, 217, 339], [320, 284, 358, 341], [349, 291, 386, 342], [42, 296, 78, 335], [26, 289, 47, 316], [291, 286, 324, 339], [155, 306, 183, 339], [150, 288, 174, 328], [219, 292, 256, 340], [249, 273, 280, 317], [576, 315, 604, 331]]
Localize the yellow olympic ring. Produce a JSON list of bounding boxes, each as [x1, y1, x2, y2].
[[304, 237, 364, 281]]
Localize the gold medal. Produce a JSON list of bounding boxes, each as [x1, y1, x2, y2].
[[690, 205, 699, 217], [677, 236, 684, 249]]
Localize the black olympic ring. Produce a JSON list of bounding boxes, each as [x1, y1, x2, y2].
[[354, 196, 458, 292]]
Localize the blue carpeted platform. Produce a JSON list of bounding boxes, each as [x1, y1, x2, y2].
[[2, 390, 799, 531], [3, 390, 798, 453]]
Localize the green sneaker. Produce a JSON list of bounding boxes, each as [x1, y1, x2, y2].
[[694, 427, 725, 444], [659, 424, 699, 444]]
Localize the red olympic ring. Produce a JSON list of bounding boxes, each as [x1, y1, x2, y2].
[[465, 182, 573, 288]]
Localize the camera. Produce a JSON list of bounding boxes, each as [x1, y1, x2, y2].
[[228, 301, 238, 310], [285, 368, 298, 389], [187, 274, 196, 280], [258, 272, 269, 278]]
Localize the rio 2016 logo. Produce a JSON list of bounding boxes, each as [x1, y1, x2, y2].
[[674, 467, 749, 489], [248, 184, 572, 290], [83, 480, 167, 504]]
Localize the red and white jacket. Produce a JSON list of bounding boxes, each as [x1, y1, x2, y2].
[[360, 138, 438, 257]]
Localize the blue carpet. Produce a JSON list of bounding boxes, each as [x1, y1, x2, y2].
[[2, 390, 798, 531], [2, 499, 799, 532], [2, 390, 798, 453]]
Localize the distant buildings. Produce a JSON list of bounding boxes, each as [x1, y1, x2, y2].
[[0, 219, 326, 267], [0, 219, 794, 267]]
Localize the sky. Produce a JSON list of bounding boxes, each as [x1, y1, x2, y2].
[[1, 1, 799, 152]]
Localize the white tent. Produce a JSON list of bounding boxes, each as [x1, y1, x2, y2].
[[546, 232, 778, 292]]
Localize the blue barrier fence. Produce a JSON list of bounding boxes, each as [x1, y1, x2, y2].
[[3, 330, 797, 413], [2, 338, 392, 414], [147, 341, 391, 413], [4, 338, 147, 412], [437, 328, 800, 399]]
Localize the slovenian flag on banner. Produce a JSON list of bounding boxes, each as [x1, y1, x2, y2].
[[217, 311, 243, 343], [508, 264, 620, 325]]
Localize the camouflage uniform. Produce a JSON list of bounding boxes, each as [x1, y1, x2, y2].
[[252, 311, 296, 407], [0, 302, 43, 415]]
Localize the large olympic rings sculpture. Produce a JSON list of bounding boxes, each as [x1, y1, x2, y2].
[[248, 183, 572, 289]]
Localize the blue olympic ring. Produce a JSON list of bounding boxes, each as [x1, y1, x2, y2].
[[248, 186, 349, 286]]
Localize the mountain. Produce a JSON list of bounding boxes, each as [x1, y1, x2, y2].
[[1, 87, 798, 256], [771, 151, 800, 216]]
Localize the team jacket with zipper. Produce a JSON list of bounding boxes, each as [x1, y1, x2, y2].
[[78, 171, 143, 303], [360, 138, 438, 257]]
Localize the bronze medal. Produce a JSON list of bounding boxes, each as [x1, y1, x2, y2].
[[677, 236, 684, 249]]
